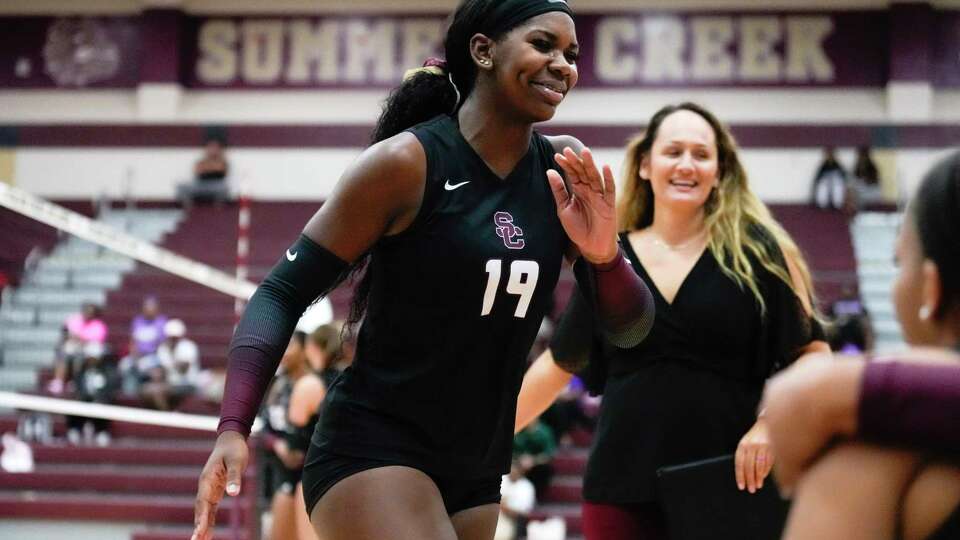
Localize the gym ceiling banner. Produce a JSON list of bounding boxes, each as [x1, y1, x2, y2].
[[0, 10, 957, 89]]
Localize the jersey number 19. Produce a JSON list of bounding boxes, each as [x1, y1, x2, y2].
[[481, 259, 540, 318]]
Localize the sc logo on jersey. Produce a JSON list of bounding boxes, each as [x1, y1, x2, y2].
[[494, 211, 525, 249]]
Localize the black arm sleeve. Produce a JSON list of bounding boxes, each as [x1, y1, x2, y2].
[[217, 234, 349, 437]]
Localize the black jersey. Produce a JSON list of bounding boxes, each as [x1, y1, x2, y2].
[[314, 114, 567, 478]]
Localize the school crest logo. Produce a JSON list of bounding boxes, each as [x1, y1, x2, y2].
[[494, 211, 525, 249]]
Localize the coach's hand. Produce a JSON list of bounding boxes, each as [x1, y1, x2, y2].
[[193, 431, 248, 540], [735, 419, 774, 494]]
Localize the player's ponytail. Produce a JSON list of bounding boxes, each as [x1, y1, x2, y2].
[[369, 59, 460, 144]]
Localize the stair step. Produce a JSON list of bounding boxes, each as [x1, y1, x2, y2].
[[543, 475, 583, 503], [1, 307, 37, 324], [2, 348, 54, 367], [26, 439, 215, 467], [0, 464, 203, 494], [0, 490, 250, 525], [552, 448, 588, 475], [0, 415, 220, 442]]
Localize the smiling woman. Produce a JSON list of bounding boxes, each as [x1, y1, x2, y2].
[[515, 102, 829, 540], [191, 2, 656, 540]]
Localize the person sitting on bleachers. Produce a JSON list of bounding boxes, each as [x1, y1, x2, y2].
[[177, 138, 231, 209], [140, 318, 201, 411], [65, 341, 120, 447], [119, 296, 167, 395], [812, 146, 850, 211], [849, 145, 884, 212], [47, 302, 108, 395]]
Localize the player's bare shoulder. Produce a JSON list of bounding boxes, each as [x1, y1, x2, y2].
[[354, 132, 427, 204]]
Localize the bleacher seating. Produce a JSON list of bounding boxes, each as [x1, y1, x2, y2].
[[0, 203, 94, 288], [769, 204, 858, 307], [101, 202, 352, 370], [0, 414, 254, 540]]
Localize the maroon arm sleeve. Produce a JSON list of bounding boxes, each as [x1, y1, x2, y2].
[[572, 246, 655, 349], [858, 361, 960, 454], [217, 234, 349, 437]]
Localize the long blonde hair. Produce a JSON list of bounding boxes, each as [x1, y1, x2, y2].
[[618, 102, 816, 315]]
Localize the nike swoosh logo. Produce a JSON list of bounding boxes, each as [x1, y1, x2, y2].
[[444, 179, 471, 191], [286, 249, 298, 262]]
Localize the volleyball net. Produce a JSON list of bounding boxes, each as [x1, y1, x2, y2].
[[0, 183, 256, 300], [0, 185, 282, 538]]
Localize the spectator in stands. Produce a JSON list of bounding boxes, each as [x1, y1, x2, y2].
[[140, 318, 201, 411], [177, 138, 230, 209], [47, 302, 108, 395], [515, 102, 829, 539], [850, 144, 884, 212], [495, 460, 537, 540], [65, 342, 120, 447], [762, 150, 960, 540], [119, 296, 166, 395], [828, 283, 874, 354], [513, 417, 557, 502], [812, 146, 849, 211]]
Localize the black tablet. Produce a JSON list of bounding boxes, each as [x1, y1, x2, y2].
[[656, 454, 791, 540]]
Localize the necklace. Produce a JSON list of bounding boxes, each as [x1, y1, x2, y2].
[[648, 231, 706, 252]]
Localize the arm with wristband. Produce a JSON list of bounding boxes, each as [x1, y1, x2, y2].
[[546, 135, 655, 349], [513, 140, 656, 433]]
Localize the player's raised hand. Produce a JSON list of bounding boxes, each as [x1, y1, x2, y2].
[[547, 146, 618, 264]]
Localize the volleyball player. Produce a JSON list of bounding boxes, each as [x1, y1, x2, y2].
[[192, 2, 654, 539], [763, 151, 960, 540]]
